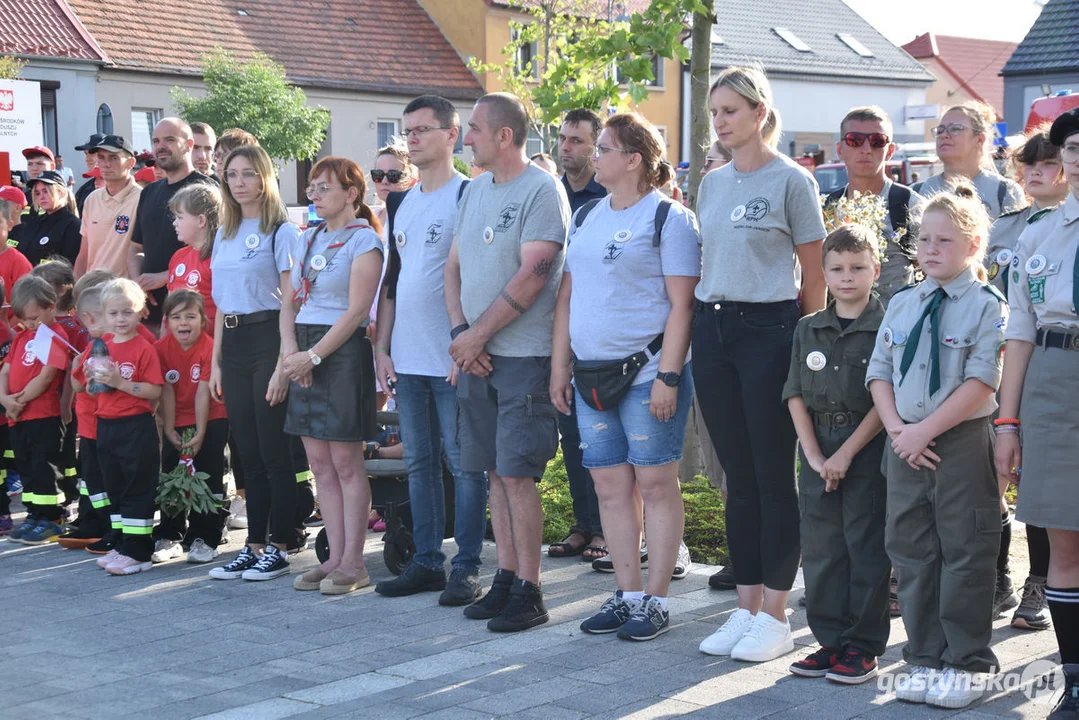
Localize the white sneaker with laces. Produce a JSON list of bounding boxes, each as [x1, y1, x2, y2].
[[106, 554, 153, 575], [151, 539, 183, 563], [894, 665, 933, 703], [730, 611, 794, 662], [672, 541, 691, 579], [187, 539, 219, 564], [96, 549, 120, 568], [925, 667, 983, 709], [241, 545, 290, 581], [228, 496, 248, 529], [700, 608, 755, 656]]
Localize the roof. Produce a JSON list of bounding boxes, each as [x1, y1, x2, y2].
[[63, 0, 483, 99], [708, 0, 933, 85], [1001, 0, 1079, 76], [0, 0, 108, 62], [902, 32, 1016, 117]]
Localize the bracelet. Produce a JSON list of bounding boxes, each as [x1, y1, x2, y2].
[[993, 417, 1020, 427], [994, 426, 1019, 434], [374, 346, 391, 353], [450, 323, 470, 340]]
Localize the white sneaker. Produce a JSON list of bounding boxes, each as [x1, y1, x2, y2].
[[730, 611, 794, 662], [106, 554, 153, 575], [894, 665, 933, 703], [96, 549, 120, 568], [700, 608, 755, 656], [228, 497, 248, 529], [187, 539, 219, 564], [925, 668, 984, 709], [241, 545, 290, 581], [672, 541, 691, 579], [151, 539, 183, 563]]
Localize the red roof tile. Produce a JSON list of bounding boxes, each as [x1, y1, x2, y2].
[[0, 0, 108, 62], [902, 32, 1017, 118], [64, 0, 483, 99]]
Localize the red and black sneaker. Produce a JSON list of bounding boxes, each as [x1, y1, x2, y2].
[[790, 646, 841, 677], [826, 646, 879, 685]]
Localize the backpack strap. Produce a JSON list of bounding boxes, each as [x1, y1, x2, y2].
[[572, 198, 602, 230], [270, 221, 283, 256], [383, 189, 411, 301], [997, 179, 1008, 214], [652, 198, 674, 247], [825, 186, 846, 207], [457, 179, 470, 202]]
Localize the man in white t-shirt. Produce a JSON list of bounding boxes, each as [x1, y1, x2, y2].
[[373, 95, 487, 608]]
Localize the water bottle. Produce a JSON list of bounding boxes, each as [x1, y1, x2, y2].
[[85, 337, 115, 394]]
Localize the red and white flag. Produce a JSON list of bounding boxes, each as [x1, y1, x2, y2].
[[32, 323, 75, 370]]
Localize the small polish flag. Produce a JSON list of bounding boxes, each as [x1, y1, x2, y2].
[[31, 323, 75, 370]]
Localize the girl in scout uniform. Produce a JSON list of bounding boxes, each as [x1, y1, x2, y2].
[[985, 124, 1069, 632], [995, 108, 1079, 719], [866, 183, 1007, 709]]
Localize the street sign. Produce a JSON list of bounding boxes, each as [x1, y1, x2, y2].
[[905, 104, 939, 121], [0, 79, 44, 172]]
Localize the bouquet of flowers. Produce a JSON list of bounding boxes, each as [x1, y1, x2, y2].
[[821, 190, 909, 263], [155, 429, 219, 518]]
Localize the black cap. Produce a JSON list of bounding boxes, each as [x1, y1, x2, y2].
[[75, 133, 104, 152], [26, 170, 67, 188], [93, 135, 135, 155], [1049, 108, 1079, 146]]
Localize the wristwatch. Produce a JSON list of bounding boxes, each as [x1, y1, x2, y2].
[[656, 371, 681, 387], [308, 349, 322, 366]]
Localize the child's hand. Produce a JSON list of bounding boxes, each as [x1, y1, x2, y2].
[[98, 362, 123, 390], [821, 450, 852, 491], [61, 405, 72, 426], [994, 433, 1022, 485], [892, 422, 941, 470], [165, 428, 183, 451], [183, 430, 205, 457], [805, 450, 827, 476]]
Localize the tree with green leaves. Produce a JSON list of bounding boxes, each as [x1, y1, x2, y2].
[[171, 49, 330, 164], [0, 55, 27, 80]]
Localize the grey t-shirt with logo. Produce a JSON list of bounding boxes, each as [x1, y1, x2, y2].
[[455, 164, 570, 357], [292, 220, 384, 326], [391, 174, 466, 377], [913, 168, 1025, 220], [211, 218, 299, 315], [696, 154, 827, 304]]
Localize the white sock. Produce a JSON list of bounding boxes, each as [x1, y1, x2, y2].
[[652, 596, 668, 611], [622, 590, 645, 603]]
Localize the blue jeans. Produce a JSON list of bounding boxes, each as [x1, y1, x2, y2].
[[559, 397, 602, 535], [395, 373, 487, 572]]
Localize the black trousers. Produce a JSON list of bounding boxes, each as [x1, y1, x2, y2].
[[154, 418, 230, 548], [12, 417, 64, 522], [220, 314, 297, 546], [97, 414, 160, 561], [0, 424, 9, 517], [691, 300, 802, 591], [78, 437, 111, 536], [59, 418, 78, 506]]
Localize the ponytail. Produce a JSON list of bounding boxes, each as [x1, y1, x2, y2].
[[762, 107, 782, 151], [358, 202, 383, 236]]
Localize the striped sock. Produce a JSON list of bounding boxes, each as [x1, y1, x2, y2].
[[1046, 585, 1079, 664]]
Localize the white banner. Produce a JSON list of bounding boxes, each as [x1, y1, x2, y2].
[[0, 79, 44, 171]]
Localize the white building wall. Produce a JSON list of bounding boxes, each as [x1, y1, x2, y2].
[[20, 60, 99, 168]]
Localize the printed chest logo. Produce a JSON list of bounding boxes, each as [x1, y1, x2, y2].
[[21, 345, 36, 366], [114, 215, 130, 234], [426, 221, 444, 244], [603, 242, 624, 263], [119, 362, 136, 380], [190, 363, 201, 382], [744, 198, 770, 221], [185, 270, 201, 288], [496, 204, 521, 232]]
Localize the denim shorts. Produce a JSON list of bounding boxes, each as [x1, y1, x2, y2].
[[574, 364, 694, 469]]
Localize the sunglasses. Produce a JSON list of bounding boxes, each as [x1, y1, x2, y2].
[[843, 132, 890, 149], [371, 169, 405, 183]]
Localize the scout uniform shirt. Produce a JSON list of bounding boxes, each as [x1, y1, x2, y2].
[[1005, 192, 1079, 343], [782, 296, 885, 418], [865, 267, 1007, 424]]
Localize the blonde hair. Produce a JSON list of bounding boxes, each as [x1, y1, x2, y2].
[[169, 183, 222, 261], [710, 66, 782, 150], [920, 182, 991, 281], [74, 268, 117, 300], [76, 285, 104, 316], [36, 182, 78, 217], [941, 101, 997, 169], [375, 140, 416, 181], [100, 277, 147, 313], [220, 145, 288, 239]]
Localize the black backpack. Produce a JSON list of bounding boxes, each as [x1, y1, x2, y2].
[[572, 196, 675, 246], [383, 180, 470, 300], [826, 183, 915, 254]]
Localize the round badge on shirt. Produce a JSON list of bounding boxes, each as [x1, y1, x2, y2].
[[175, 263, 187, 277], [614, 230, 632, 243], [806, 351, 827, 371], [39, 236, 50, 246], [1025, 254, 1047, 276], [893, 330, 906, 345], [996, 249, 1013, 266], [882, 327, 893, 348], [245, 234, 260, 250], [165, 369, 180, 384], [395, 231, 406, 248], [483, 227, 494, 244], [730, 205, 747, 222], [988, 262, 999, 280], [311, 254, 327, 271]]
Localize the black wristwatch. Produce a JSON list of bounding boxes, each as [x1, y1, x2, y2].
[[656, 371, 681, 387], [450, 323, 470, 340]]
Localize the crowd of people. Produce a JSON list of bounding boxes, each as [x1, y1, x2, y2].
[[1, 63, 1077, 718]]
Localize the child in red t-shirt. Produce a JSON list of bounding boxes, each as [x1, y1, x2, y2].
[[167, 183, 220, 330], [0, 210, 33, 323], [0, 276, 71, 544], [0, 278, 14, 536], [151, 290, 229, 564], [87, 278, 163, 575]]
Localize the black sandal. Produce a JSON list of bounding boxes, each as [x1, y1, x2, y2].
[[548, 527, 591, 557]]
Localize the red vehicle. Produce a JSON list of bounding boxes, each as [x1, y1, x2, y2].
[[1025, 91, 1079, 132]]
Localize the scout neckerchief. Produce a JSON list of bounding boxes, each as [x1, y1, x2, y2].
[[899, 287, 947, 396], [292, 219, 370, 307]]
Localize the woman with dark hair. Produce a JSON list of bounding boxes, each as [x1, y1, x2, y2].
[[21, 170, 81, 266]]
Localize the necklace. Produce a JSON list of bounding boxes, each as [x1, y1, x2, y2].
[[612, 191, 645, 211]]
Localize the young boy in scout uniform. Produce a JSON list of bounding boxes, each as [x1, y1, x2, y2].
[[867, 184, 1008, 709], [783, 224, 890, 684]]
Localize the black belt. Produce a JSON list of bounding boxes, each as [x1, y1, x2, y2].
[[222, 309, 279, 329], [1035, 328, 1079, 351], [813, 411, 863, 428], [696, 300, 798, 313]]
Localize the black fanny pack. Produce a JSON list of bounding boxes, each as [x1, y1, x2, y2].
[[573, 334, 664, 412]]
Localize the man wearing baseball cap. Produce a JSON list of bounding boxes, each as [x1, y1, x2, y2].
[[22, 145, 55, 182], [74, 134, 104, 215], [75, 135, 142, 278]]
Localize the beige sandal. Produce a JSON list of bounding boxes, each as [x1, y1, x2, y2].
[[294, 567, 329, 591], [320, 567, 371, 595]]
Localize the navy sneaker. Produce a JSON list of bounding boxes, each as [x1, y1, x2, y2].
[[22, 519, 65, 545], [6, 473, 23, 496], [581, 590, 637, 634], [616, 595, 669, 641], [9, 515, 40, 543]]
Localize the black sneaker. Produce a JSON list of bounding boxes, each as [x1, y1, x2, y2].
[[241, 545, 290, 581], [709, 564, 736, 590], [439, 567, 481, 606], [1012, 575, 1052, 630], [464, 569, 515, 620], [287, 530, 309, 556], [85, 531, 119, 555], [581, 590, 637, 634], [209, 545, 259, 580], [303, 508, 323, 527], [993, 570, 1020, 617], [825, 646, 878, 685], [1048, 664, 1079, 719], [487, 578, 549, 632], [375, 562, 447, 597], [790, 646, 841, 678], [593, 545, 647, 573]]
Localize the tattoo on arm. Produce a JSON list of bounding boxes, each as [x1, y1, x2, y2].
[[132, 383, 141, 395], [500, 289, 526, 314], [532, 258, 553, 277]]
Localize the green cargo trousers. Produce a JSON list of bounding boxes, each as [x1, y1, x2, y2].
[[884, 417, 1001, 673]]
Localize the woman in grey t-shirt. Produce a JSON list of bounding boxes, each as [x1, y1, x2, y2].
[[693, 67, 827, 663]]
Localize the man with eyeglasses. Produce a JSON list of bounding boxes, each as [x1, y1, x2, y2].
[[126, 117, 212, 329], [825, 106, 924, 304], [75, 135, 141, 278], [372, 95, 488, 608]]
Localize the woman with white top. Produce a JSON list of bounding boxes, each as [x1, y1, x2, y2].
[[551, 112, 700, 641], [693, 67, 828, 662]]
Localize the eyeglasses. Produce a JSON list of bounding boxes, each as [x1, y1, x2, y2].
[[403, 126, 451, 139], [593, 144, 631, 158], [843, 132, 890, 149], [1061, 143, 1079, 164], [225, 169, 259, 184], [371, 169, 406, 183], [305, 183, 341, 199], [931, 123, 972, 138]]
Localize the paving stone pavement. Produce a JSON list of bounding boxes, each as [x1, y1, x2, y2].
[[1, 504, 1065, 720]]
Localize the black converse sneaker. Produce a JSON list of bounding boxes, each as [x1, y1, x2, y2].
[[242, 545, 290, 581], [209, 545, 259, 580]]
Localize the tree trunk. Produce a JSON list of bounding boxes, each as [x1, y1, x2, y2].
[[684, 0, 714, 213]]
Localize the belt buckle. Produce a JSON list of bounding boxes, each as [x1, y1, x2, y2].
[[224, 314, 239, 329], [1071, 334, 1079, 351], [833, 412, 849, 427]]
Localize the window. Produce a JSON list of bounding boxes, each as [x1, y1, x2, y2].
[[525, 129, 544, 158], [131, 108, 162, 153], [773, 27, 811, 52], [377, 120, 399, 149], [513, 27, 539, 80], [38, 81, 59, 152], [96, 103, 113, 135], [837, 33, 874, 58]]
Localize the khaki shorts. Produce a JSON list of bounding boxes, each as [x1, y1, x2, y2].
[[456, 355, 559, 480]]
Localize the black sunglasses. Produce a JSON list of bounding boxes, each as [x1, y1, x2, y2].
[[371, 169, 405, 183], [843, 132, 890, 149]]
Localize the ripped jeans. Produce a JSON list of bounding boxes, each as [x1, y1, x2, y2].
[[574, 363, 694, 469]]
